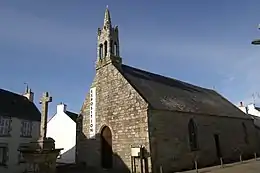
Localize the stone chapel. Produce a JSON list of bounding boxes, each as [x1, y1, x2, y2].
[[76, 7, 260, 173]]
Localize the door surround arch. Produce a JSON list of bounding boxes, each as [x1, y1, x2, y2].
[[100, 125, 113, 169]]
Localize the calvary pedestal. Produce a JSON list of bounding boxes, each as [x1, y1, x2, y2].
[[19, 92, 63, 173]]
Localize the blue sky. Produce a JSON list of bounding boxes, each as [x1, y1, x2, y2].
[[1, 0, 260, 117]]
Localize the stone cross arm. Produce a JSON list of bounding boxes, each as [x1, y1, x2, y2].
[[39, 92, 52, 104]]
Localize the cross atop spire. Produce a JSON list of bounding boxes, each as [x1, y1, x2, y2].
[[103, 5, 111, 28]]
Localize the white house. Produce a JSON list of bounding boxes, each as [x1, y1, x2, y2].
[[0, 87, 41, 173], [238, 101, 260, 127], [47, 103, 77, 164], [237, 101, 260, 117]]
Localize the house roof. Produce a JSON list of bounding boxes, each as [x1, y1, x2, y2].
[[249, 114, 260, 128], [255, 107, 260, 112], [117, 64, 250, 119], [249, 114, 259, 120], [0, 89, 41, 121], [65, 111, 78, 123]]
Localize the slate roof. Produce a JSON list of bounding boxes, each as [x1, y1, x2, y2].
[[117, 64, 250, 119], [255, 107, 260, 112], [0, 88, 41, 121], [65, 111, 78, 123], [248, 114, 260, 128]]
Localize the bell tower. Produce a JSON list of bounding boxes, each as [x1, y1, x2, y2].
[[96, 6, 122, 70]]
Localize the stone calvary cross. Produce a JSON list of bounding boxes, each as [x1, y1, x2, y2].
[[39, 92, 52, 140]]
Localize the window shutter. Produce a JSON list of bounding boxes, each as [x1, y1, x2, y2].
[[30, 122, 33, 136], [8, 118, 12, 134], [5, 147, 9, 164], [0, 148, 3, 163], [0, 117, 3, 126], [4, 119, 8, 135], [20, 122, 23, 136], [2, 146, 8, 165], [26, 122, 29, 136], [24, 122, 27, 136]]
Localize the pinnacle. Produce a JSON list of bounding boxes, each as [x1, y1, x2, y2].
[[104, 6, 111, 27]]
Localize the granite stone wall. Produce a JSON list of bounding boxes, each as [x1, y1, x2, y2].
[[149, 109, 260, 172], [77, 63, 151, 172]]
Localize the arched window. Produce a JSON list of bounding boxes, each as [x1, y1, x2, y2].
[[114, 42, 117, 56], [188, 119, 198, 151], [99, 44, 103, 59], [104, 41, 108, 57], [110, 40, 113, 55], [242, 122, 249, 144]]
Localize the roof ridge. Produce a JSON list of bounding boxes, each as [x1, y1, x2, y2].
[[121, 64, 215, 92], [118, 63, 246, 119], [65, 110, 78, 115], [0, 88, 24, 97], [0, 88, 41, 121]]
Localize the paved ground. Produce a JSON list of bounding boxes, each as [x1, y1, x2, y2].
[[57, 159, 260, 173], [178, 159, 260, 173]]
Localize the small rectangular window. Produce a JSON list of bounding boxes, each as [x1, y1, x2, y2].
[[0, 145, 8, 166], [20, 121, 32, 137], [18, 144, 29, 164], [0, 116, 11, 136]]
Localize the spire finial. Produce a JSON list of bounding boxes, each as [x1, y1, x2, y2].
[[104, 6, 111, 27]]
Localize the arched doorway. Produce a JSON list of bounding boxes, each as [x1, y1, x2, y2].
[[101, 126, 113, 169]]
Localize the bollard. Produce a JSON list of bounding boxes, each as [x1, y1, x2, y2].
[[240, 154, 242, 163], [255, 152, 257, 161], [159, 165, 163, 173], [220, 157, 223, 168], [194, 160, 198, 173]]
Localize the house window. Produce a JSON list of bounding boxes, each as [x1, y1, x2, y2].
[[18, 152, 26, 164], [0, 116, 11, 136], [0, 145, 8, 166], [188, 119, 198, 151], [242, 122, 249, 144], [21, 121, 32, 137], [18, 151, 26, 164], [18, 144, 28, 164]]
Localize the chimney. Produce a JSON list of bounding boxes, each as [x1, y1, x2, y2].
[[23, 86, 34, 102], [240, 101, 243, 107], [57, 102, 67, 113]]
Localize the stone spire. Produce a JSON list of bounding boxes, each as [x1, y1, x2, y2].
[[103, 5, 111, 28], [96, 6, 122, 70]]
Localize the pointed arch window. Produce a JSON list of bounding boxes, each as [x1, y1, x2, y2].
[[114, 42, 117, 56], [242, 122, 249, 144], [188, 119, 198, 151], [110, 40, 113, 55], [99, 44, 103, 59], [104, 41, 108, 57]]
